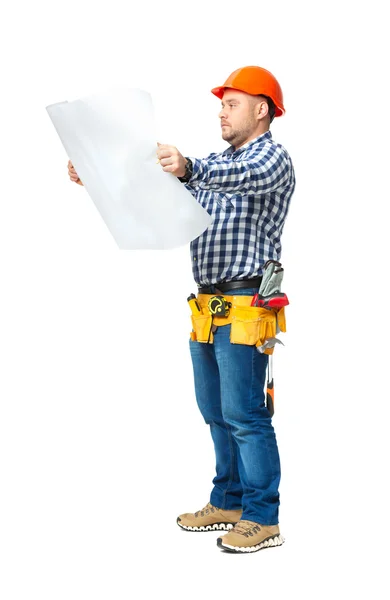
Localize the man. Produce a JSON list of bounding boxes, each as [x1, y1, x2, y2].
[[68, 66, 295, 554]]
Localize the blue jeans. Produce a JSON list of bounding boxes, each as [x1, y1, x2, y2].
[[189, 288, 281, 525]]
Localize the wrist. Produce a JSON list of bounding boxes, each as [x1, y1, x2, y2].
[[178, 158, 193, 183]]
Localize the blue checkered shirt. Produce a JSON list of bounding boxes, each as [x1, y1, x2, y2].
[[185, 131, 295, 286]]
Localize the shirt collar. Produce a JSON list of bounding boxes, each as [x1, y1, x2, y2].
[[223, 130, 272, 156]]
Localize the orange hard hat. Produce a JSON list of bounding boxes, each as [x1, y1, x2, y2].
[[211, 66, 285, 117]]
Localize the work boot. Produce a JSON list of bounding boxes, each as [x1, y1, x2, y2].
[[217, 519, 284, 553], [177, 502, 242, 532]]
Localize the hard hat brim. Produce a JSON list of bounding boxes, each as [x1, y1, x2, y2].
[[211, 86, 225, 99], [211, 85, 284, 117]]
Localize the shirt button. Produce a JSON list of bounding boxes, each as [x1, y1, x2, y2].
[[194, 257, 197, 261]]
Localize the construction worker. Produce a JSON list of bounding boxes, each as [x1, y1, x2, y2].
[[67, 66, 296, 554]]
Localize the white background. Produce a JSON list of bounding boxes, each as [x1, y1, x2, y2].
[[1, 1, 389, 598]]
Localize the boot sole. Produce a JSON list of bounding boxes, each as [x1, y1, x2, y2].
[[217, 533, 285, 553], [177, 519, 236, 532]]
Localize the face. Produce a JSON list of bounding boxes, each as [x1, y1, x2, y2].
[[219, 88, 267, 148]]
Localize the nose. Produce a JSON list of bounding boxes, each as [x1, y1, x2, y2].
[[219, 107, 227, 119]]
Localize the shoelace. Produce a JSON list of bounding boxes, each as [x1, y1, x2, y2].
[[194, 502, 217, 518], [230, 520, 262, 536]]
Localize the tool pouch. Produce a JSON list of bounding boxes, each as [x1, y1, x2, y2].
[[189, 294, 286, 347], [190, 313, 214, 343], [230, 306, 278, 347], [276, 306, 286, 333], [261, 307, 286, 355]]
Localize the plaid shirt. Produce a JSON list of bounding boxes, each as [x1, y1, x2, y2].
[[186, 131, 295, 286]]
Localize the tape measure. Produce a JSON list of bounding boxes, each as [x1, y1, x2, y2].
[[207, 295, 232, 317]]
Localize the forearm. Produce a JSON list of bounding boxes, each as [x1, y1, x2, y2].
[[188, 146, 290, 195]]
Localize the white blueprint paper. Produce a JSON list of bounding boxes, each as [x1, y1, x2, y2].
[[46, 89, 212, 249]]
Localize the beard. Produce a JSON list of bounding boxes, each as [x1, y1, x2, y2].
[[221, 115, 257, 148]]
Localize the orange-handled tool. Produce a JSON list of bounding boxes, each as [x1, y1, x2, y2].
[[266, 356, 275, 417]]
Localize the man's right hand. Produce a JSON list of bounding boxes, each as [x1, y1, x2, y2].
[[67, 160, 84, 186]]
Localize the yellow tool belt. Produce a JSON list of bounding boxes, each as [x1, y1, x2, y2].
[[189, 293, 286, 354]]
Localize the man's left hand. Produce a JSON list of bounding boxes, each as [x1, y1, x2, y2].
[[157, 143, 187, 178]]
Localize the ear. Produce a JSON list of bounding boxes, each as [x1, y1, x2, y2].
[[256, 100, 269, 121]]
